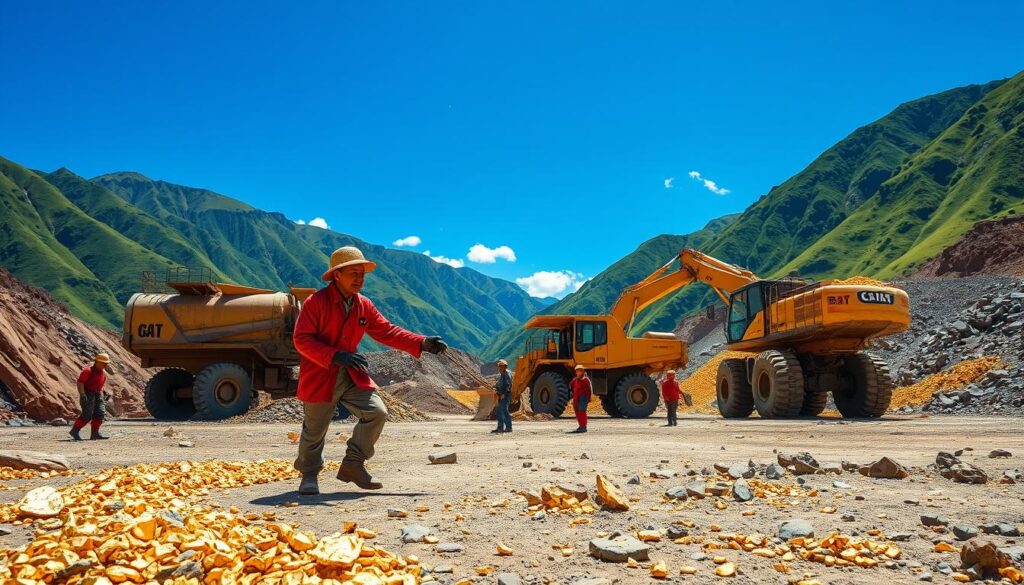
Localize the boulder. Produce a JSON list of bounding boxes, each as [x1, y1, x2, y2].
[[778, 519, 814, 540], [960, 538, 1010, 577], [858, 457, 910, 479], [588, 536, 650, 562], [936, 452, 988, 484], [0, 450, 71, 471]]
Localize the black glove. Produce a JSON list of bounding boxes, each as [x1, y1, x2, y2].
[[421, 336, 448, 354], [332, 351, 369, 371]]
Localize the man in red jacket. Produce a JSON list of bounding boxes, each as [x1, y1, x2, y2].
[[661, 370, 682, 426], [293, 246, 448, 495], [568, 364, 591, 433], [70, 353, 111, 441]]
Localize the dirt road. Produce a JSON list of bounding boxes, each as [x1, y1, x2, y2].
[[3, 415, 1023, 584]]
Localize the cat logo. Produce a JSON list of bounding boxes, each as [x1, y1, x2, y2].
[[137, 323, 164, 338], [827, 295, 851, 306], [857, 291, 894, 305]]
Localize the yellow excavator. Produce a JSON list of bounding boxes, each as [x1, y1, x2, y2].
[[491, 249, 910, 420]]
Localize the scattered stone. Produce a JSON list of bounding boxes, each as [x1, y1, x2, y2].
[[428, 451, 457, 464], [979, 522, 1020, 537], [1002, 469, 1022, 484], [664, 486, 688, 501], [989, 449, 1012, 458], [706, 482, 730, 497], [936, 452, 988, 484], [400, 524, 430, 543], [921, 514, 949, 527], [832, 480, 852, 489], [550, 466, 565, 472], [0, 527, 11, 536], [627, 474, 641, 485], [960, 538, 1010, 578], [858, 457, 910, 479], [727, 463, 754, 479], [889, 532, 914, 542], [666, 526, 688, 539], [387, 508, 408, 518], [55, 560, 93, 580], [820, 463, 843, 475], [918, 571, 933, 581], [778, 519, 814, 540], [713, 462, 730, 474], [435, 542, 464, 553], [685, 480, 706, 499], [588, 536, 650, 562], [497, 574, 521, 585], [764, 463, 786, 480], [432, 565, 453, 574], [531, 511, 545, 521], [790, 452, 821, 475], [177, 441, 194, 448], [648, 469, 675, 479], [841, 514, 856, 522], [731, 478, 753, 502], [952, 525, 978, 541]]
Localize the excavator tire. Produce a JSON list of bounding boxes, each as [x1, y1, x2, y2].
[[751, 350, 805, 418], [613, 372, 660, 418], [800, 391, 829, 417], [600, 393, 624, 418], [144, 368, 197, 420], [834, 352, 893, 418], [716, 359, 753, 418], [530, 372, 571, 417], [193, 363, 254, 420]]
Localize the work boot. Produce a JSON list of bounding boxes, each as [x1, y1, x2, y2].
[[69, 427, 82, 441], [337, 461, 383, 490], [298, 472, 319, 495], [491, 429, 502, 433], [89, 428, 109, 440]]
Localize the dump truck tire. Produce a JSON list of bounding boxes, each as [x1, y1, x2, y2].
[[716, 359, 753, 418], [613, 372, 660, 418], [192, 363, 254, 420], [800, 391, 828, 417], [144, 368, 196, 421], [751, 350, 805, 418], [530, 372, 570, 417], [600, 393, 624, 418], [834, 352, 892, 418]]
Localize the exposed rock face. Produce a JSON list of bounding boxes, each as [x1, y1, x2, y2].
[[0, 269, 148, 422], [914, 215, 1024, 278]]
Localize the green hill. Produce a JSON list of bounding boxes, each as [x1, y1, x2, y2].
[[0, 160, 546, 352], [481, 73, 1023, 362]]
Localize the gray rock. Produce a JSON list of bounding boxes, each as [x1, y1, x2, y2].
[[841, 513, 856, 522], [952, 525, 978, 541], [706, 482, 731, 497], [432, 565, 453, 574], [989, 449, 1012, 458], [664, 486, 688, 501], [531, 511, 546, 521], [401, 524, 431, 543], [0, 526, 11, 536], [727, 463, 754, 479], [920, 514, 949, 527], [778, 519, 814, 540], [979, 522, 1020, 537], [435, 542, 464, 553], [936, 452, 988, 484], [574, 580, 611, 585], [713, 462, 730, 474], [820, 463, 842, 475], [832, 480, 852, 489], [764, 463, 785, 480], [667, 526, 688, 539], [0, 450, 72, 471], [55, 560, 93, 580], [497, 575, 521, 585], [588, 536, 650, 562], [428, 451, 457, 464], [627, 474, 641, 485], [689, 552, 708, 561], [649, 469, 675, 479], [790, 452, 821, 475], [889, 532, 914, 542], [685, 480, 706, 499], [732, 478, 753, 502], [918, 571, 933, 581], [170, 562, 203, 579]]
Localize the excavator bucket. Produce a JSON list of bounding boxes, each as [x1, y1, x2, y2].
[[473, 389, 498, 421]]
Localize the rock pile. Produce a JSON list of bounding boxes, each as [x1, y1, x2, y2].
[[232, 390, 438, 424], [365, 349, 488, 414]]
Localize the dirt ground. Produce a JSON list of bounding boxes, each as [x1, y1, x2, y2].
[[3, 414, 1023, 584]]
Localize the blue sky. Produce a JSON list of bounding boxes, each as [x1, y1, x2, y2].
[[2, 1, 1022, 298]]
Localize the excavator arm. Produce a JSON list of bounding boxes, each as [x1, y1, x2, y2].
[[608, 249, 758, 334]]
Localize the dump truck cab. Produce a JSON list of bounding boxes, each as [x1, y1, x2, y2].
[[510, 314, 688, 419]]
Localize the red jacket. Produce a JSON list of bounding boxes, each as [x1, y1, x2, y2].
[[661, 378, 681, 402], [293, 284, 425, 403], [77, 367, 107, 393], [570, 376, 592, 398]]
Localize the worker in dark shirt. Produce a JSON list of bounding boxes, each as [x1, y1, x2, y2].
[[492, 359, 513, 433]]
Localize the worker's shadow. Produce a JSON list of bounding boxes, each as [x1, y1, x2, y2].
[[250, 491, 431, 506]]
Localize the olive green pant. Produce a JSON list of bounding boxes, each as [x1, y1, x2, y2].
[[293, 369, 389, 474]]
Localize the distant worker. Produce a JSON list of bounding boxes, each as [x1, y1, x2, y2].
[[568, 364, 591, 433], [492, 359, 513, 433], [661, 370, 681, 426], [70, 353, 111, 441], [293, 246, 448, 495]]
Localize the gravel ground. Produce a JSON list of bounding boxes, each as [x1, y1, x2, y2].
[[3, 416, 1023, 584]]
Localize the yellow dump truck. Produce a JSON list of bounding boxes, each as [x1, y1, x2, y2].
[[123, 268, 314, 420]]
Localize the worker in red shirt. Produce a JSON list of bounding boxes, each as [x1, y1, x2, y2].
[[568, 364, 591, 433], [70, 353, 111, 441], [293, 246, 448, 495], [661, 370, 682, 426]]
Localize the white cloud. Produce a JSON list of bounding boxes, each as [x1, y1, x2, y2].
[[423, 250, 464, 268], [663, 177, 674, 189], [308, 217, 330, 229], [294, 219, 306, 225], [393, 235, 422, 247], [515, 270, 589, 299], [467, 243, 517, 264], [687, 170, 730, 195]]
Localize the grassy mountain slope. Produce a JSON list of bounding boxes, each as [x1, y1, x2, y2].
[[479, 214, 738, 360], [781, 72, 1024, 278], [92, 172, 546, 351]]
